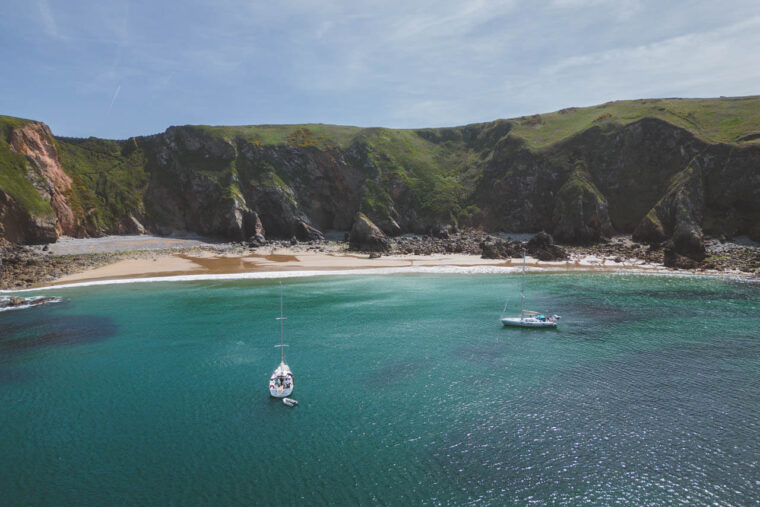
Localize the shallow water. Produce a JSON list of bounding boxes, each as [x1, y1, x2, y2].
[[1, 274, 758, 505]]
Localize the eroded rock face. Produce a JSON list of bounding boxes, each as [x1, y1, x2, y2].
[[349, 212, 390, 252], [552, 169, 613, 244], [633, 163, 706, 260], [9, 123, 75, 237], [0, 190, 56, 244]]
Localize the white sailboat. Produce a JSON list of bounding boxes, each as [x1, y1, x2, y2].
[[501, 250, 560, 329], [269, 283, 294, 398]]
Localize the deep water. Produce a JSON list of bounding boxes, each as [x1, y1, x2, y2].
[[1, 274, 758, 505]]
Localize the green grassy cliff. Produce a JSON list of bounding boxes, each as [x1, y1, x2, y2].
[[1, 96, 759, 252], [0, 116, 54, 217]]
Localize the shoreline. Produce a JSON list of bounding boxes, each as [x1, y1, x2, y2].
[[2, 233, 758, 292], [6, 248, 756, 294]]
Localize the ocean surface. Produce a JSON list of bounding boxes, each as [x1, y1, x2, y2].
[[1, 273, 758, 505]]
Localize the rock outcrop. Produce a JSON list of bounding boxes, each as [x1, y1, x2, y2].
[[0, 296, 60, 310], [9, 123, 75, 237], [0, 190, 56, 244], [349, 212, 390, 252], [526, 232, 568, 261], [633, 162, 706, 260], [551, 167, 613, 244], [480, 237, 523, 259]]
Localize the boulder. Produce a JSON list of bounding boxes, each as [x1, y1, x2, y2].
[[431, 224, 450, 239], [295, 220, 324, 242], [526, 231, 567, 261], [663, 242, 701, 269], [349, 212, 390, 252], [480, 238, 522, 259], [248, 233, 267, 247]]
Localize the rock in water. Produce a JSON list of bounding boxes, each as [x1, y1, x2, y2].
[[0, 296, 60, 310], [349, 213, 390, 252]]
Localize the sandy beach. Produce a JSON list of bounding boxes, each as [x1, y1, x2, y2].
[[50, 242, 669, 287], [5, 233, 754, 292]]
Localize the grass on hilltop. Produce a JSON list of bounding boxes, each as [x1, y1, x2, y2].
[[192, 123, 364, 150], [508, 96, 760, 148]]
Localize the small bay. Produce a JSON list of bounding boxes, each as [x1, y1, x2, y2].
[[1, 274, 758, 505]]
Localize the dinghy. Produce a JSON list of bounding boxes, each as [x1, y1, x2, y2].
[[282, 398, 298, 407]]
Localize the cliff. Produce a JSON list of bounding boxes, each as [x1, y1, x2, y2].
[[1, 96, 759, 260]]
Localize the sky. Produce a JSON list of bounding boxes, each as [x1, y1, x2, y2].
[[1, 0, 759, 139]]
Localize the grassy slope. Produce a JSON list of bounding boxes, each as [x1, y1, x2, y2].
[[509, 96, 760, 149], [190, 96, 760, 152], [192, 123, 364, 150], [0, 115, 54, 216], [56, 137, 148, 233]]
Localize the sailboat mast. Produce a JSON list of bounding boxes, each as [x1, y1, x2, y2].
[[521, 249, 526, 319], [279, 283, 285, 363]]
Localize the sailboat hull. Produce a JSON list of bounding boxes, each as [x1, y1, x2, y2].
[[501, 317, 558, 328], [269, 363, 294, 398], [270, 386, 293, 398]]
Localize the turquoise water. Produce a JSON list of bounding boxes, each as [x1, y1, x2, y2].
[[1, 274, 759, 505]]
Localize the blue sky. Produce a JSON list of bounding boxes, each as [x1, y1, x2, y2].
[[2, 0, 759, 138]]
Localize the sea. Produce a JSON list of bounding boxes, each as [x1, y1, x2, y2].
[[1, 272, 758, 505]]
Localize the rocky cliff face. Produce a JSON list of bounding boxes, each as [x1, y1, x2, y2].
[[1, 97, 759, 260], [0, 190, 55, 244], [9, 123, 75, 237]]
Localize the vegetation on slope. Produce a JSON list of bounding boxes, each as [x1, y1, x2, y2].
[[0, 116, 54, 216], [509, 96, 760, 148], [56, 136, 148, 233], [192, 123, 363, 150]]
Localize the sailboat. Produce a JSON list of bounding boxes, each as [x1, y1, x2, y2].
[[501, 250, 560, 328], [269, 283, 294, 398]]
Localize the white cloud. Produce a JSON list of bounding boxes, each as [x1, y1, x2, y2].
[[37, 0, 58, 38], [108, 84, 121, 113], [7, 0, 760, 137], [535, 15, 760, 106]]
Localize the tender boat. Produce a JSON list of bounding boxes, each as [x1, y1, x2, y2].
[[282, 398, 298, 407], [501, 250, 560, 329], [269, 283, 294, 398]]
